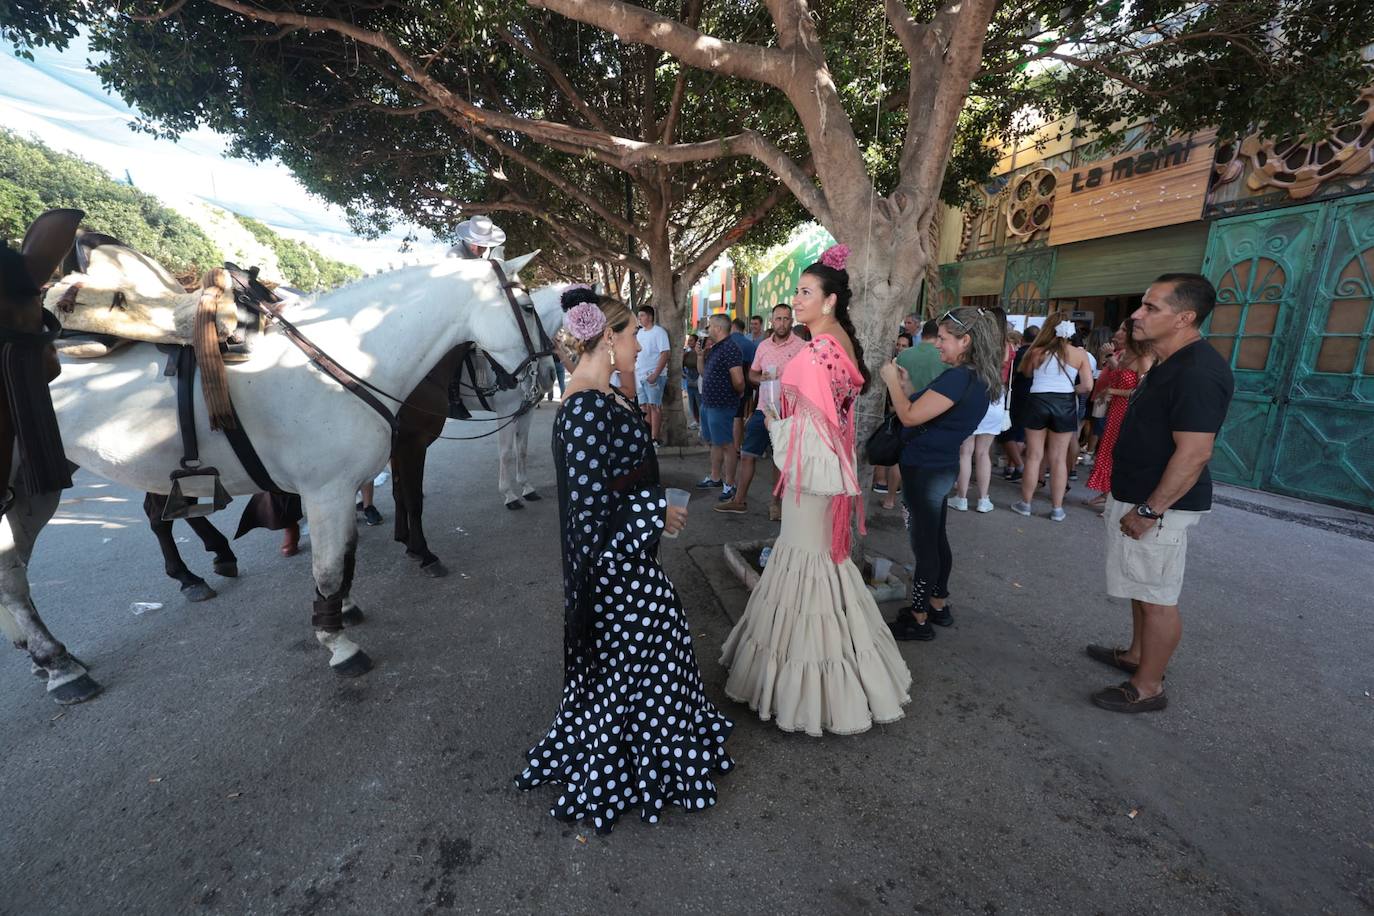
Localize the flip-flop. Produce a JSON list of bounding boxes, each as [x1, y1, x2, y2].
[[1085, 644, 1138, 674]]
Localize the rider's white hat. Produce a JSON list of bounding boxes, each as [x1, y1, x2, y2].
[[454, 215, 507, 249]]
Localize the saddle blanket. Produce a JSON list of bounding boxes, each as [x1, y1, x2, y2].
[[43, 244, 238, 351]]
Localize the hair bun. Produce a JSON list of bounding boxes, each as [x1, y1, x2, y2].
[[560, 285, 599, 312]]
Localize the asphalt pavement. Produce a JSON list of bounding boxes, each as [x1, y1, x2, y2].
[[2, 403, 1371, 915]]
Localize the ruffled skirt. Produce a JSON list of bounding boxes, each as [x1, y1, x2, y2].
[[516, 555, 733, 832], [720, 491, 912, 736]]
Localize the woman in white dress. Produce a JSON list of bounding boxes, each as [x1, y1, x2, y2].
[[719, 246, 911, 736]]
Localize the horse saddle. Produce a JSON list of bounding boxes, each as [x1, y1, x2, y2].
[[46, 233, 244, 360]]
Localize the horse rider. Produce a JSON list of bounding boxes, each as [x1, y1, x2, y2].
[[451, 216, 548, 510]]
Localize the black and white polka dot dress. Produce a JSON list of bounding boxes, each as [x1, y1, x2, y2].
[[516, 389, 733, 833]]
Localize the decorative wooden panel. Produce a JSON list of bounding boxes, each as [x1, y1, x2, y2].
[[1048, 131, 1215, 246]]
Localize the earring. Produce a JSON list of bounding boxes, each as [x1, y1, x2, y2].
[[822, 306, 833, 316]]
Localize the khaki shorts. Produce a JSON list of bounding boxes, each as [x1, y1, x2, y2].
[[1105, 498, 1205, 606]]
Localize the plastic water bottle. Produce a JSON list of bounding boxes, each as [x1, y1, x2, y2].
[[759, 546, 773, 568]]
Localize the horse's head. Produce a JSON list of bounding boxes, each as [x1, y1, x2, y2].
[[0, 209, 82, 505], [464, 253, 566, 377], [2, 210, 82, 338]]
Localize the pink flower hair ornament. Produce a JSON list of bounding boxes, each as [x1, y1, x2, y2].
[[819, 244, 850, 271], [565, 302, 607, 342]]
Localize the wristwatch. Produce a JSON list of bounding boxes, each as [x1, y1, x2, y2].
[[1134, 503, 1164, 520]]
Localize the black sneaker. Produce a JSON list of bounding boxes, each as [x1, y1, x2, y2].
[[889, 613, 935, 641], [1009, 469, 1024, 482], [929, 604, 953, 627], [361, 505, 383, 526], [1069, 470, 1079, 481]]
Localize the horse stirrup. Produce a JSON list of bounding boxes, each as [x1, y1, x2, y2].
[[162, 466, 232, 520]]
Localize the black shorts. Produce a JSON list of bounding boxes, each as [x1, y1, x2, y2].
[[1023, 392, 1079, 433]]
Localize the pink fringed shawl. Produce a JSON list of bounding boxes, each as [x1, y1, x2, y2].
[[774, 334, 865, 561]]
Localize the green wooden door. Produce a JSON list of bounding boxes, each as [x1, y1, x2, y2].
[[1201, 205, 1326, 488], [1266, 195, 1374, 509]]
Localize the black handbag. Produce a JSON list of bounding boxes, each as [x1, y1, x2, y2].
[[865, 413, 910, 466]]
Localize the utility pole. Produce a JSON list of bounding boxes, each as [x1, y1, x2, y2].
[[624, 165, 636, 309]]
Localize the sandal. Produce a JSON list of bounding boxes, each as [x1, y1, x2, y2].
[[1085, 644, 1138, 674], [1091, 681, 1167, 713]]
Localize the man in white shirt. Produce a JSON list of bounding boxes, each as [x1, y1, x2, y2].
[[635, 305, 671, 444]]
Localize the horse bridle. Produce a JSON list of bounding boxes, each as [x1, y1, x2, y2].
[[489, 260, 557, 384], [227, 259, 554, 433]]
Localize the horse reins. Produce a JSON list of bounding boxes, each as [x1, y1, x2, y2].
[[236, 259, 554, 437]]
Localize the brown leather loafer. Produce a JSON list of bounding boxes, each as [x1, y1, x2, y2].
[[1086, 644, 1139, 674], [1091, 681, 1167, 713]]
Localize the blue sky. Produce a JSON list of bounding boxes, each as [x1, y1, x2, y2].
[[0, 35, 444, 270]]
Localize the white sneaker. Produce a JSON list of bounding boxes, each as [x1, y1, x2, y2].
[[947, 496, 968, 511], [976, 497, 994, 513]]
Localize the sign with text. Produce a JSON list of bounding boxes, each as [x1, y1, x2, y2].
[[1048, 131, 1215, 246]]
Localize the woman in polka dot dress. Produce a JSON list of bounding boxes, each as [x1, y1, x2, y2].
[[516, 289, 733, 834]]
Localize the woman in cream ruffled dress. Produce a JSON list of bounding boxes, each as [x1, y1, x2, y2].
[[719, 247, 912, 736]]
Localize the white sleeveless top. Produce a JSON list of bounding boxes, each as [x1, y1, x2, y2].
[[1030, 349, 1077, 394]]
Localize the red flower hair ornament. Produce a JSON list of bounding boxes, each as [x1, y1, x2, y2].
[[819, 244, 850, 271]]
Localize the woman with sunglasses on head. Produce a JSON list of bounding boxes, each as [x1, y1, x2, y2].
[[1010, 313, 1095, 521], [880, 307, 1002, 640], [720, 245, 911, 736]]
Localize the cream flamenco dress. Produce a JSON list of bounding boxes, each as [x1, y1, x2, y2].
[[719, 334, 912, 736]]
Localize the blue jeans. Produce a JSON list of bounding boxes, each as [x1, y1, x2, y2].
[[684, 372, 701, 421], [899, 463, 958, 616], [700, 405, 736, 446], [550, 361, 565, 400]]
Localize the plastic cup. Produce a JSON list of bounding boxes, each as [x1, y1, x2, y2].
[[663, 488, 690, 539], [871, 557, 893, 585]]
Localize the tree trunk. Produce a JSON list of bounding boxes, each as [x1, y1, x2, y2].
[[830, 224, 931, 561], [646, 255, 691, 447]]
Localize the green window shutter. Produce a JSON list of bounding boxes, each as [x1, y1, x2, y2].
[[1048, 223, 1210, 298], [956, 256, 1007, 295]]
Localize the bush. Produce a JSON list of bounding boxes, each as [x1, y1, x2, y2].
[[234, 215, 361, 291], [0, 127, 221, 274]]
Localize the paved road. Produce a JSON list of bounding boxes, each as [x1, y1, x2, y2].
[[2, 405, 1371, 915]]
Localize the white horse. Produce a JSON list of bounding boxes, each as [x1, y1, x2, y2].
[[0, 210, 563, 704], [456, 351, 557, 509]]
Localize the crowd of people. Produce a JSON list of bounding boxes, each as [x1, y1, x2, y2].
[[517, 250, 1234, 836]]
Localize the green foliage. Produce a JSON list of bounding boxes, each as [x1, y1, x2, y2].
[[0, 177, 43, 241], [0, 127, 221, 274], [234, 214, 360, 291], [0, 0, 83, 57]]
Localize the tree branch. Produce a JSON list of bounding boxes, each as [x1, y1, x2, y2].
[[621, 130, 830, 225], [681, 173, 799, 284], [498, 25, 611, 133], [526, 0, 791, 90]]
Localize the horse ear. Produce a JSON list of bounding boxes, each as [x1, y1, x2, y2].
[[22, 209, 84, 287], [501, 251, 539, 277]]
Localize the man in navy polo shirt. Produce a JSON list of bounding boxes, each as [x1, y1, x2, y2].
[[696, 314, 745, 500]]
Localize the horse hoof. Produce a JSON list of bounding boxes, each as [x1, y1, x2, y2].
[[214, 561, 239, 578], [182, 582, 217, 602], [341, 606, 366, 627], [421, 560, 448, 579], [281, 544, 300, 557], [50, 674, 102, 705], [331, 650, 373, 678]]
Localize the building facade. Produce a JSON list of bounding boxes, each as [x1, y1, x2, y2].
[[936, 95, 1374, 510]]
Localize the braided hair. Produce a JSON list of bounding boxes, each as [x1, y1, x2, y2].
[[800, 261, 870, 393]]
